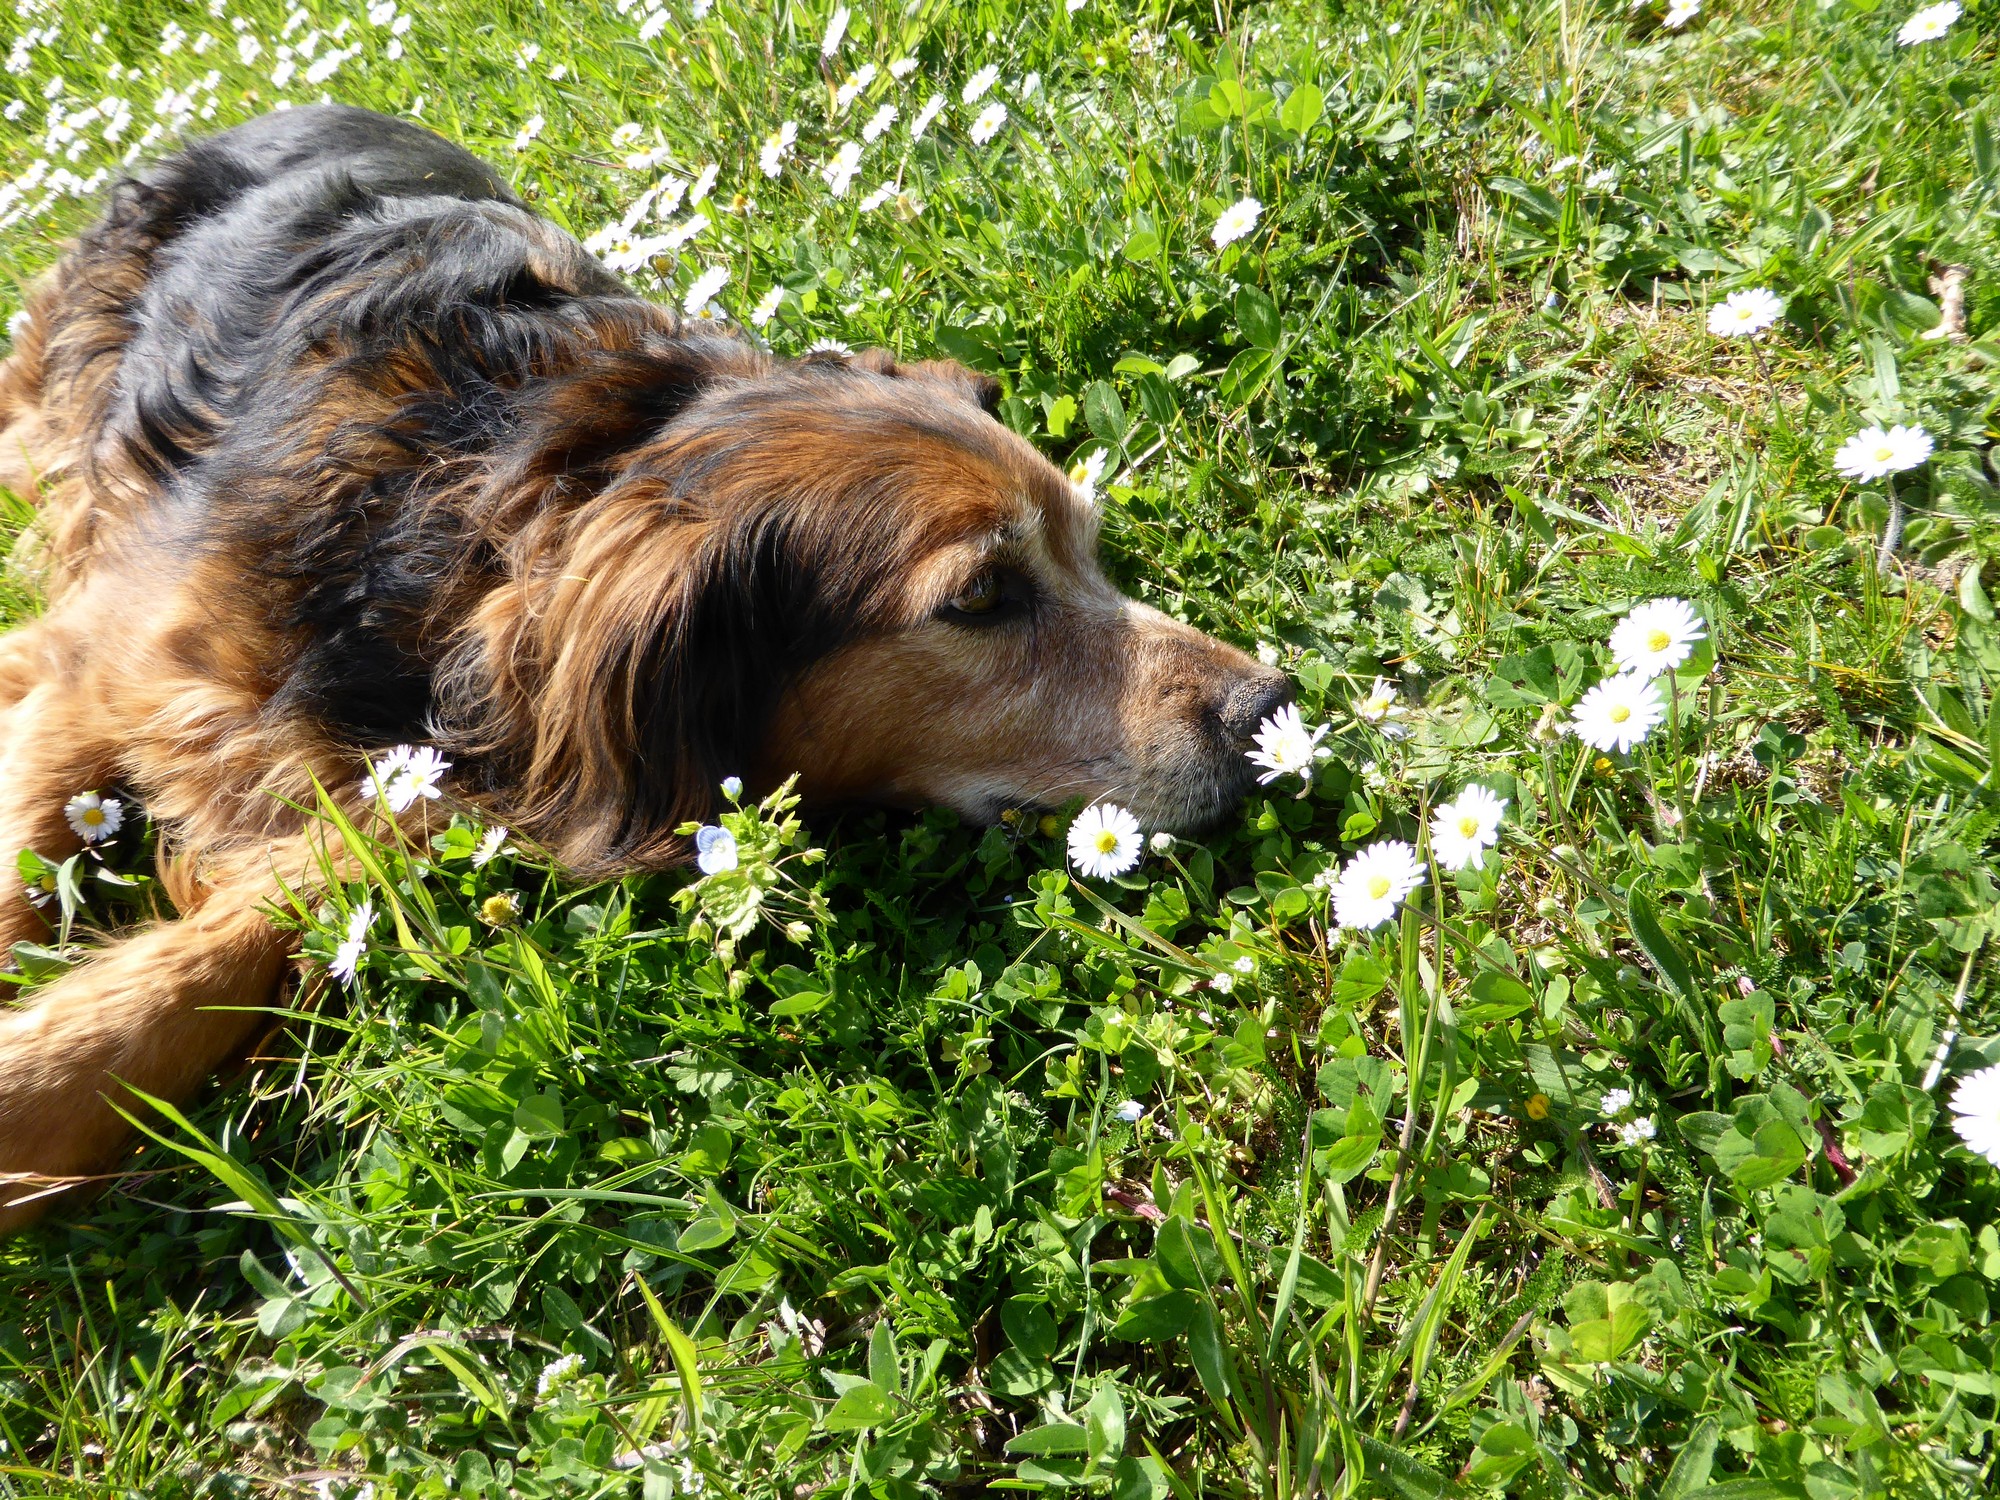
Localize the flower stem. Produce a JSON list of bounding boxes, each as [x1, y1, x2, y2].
[[1876, 471, 1905, 572]]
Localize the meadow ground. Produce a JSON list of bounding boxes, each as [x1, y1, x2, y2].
[[3, 0, 2000, 1495]]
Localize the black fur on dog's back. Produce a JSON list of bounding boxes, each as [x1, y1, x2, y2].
[[22, 105, 1011, 864], [42, 106, 730, 751]]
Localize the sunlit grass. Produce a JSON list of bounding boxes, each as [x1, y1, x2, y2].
[[2, 0, 1999, 1495]]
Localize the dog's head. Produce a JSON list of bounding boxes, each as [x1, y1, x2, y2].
[[456, 341, 1289, 871]]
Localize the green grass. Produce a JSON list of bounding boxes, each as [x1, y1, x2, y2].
[[4, 0, 2000, 1494]]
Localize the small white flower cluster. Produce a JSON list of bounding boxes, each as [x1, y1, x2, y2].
[[536, 1352, 584, 1399], [1601, 1084, 1655, 1147], [1568, 598, 1706, 753]]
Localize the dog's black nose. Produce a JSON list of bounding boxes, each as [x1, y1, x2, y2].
[[1217, 669, 1294, 741]]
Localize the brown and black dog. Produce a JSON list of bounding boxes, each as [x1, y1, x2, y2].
[[0, 105, 1287, 1230]]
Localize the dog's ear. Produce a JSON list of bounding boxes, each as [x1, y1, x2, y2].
[[451, 485, 885, 873], [851, 349, 1003, 417]]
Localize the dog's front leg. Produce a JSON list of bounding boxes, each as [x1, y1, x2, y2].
[[0, 856, 308, 1232]]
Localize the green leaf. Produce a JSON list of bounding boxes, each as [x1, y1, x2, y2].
[[1218, 346, 1279, 404], [1084, 1382, 1127, 1466], [1659, 1418, 1720, 1500], [1458, 969, 1534, 1023], [1110, 1290, 1197, 1342], [823, 1382, 898, 1432], [1279, 82, 1324, 136], [868, 1319, 899, 1397], [1005, 1422, 1091, 1456], [1085, 380, 1129, 444], [1626, 885, 1700, 1006], [1002, 1297, 1058, 1359], [1233, 285, 1281, 350]]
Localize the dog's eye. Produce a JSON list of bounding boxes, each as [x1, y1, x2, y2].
[[943, 568, 1013, 622]]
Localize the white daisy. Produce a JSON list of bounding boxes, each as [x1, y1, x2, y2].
[[1662, 0, 1699, 30], [961, 63, 999, 105], [1328, 840, 1425, 931], [1114, 1099, 1144, 1123], [1567, 674, 1667, 753], [807, 337, 853, 358], [64, 791, 124, 844], [750, 286, 786, 327], [471, 825, 509, 867], [1706, 288, 1783, 337], [888, 57, 919, 80], [1429, 784, 1507, 872], [1246, 703, 1329, 785], [758, 120, 796, 178], [1210, 195, 1263, 249], [511, 113, 544, 152], [330, 899, 372, 985], [1833, 423, 1934, 482], [909, 93, 945, 139], [858, 182, 895, 212], [820, 3, 849, 58], [822, 140, 863, 196], [969, 102, 1007, 145], [388, 746, 450, 811], [688, 163, 718, 204], [861, 103, 897, 142], [1067, 448, 1108, 501], [1148, 830, 1176, 854], [1608, 597, 1707, 676], [1948, 1061, 2000, 1168], [1353, 676, 1409, 736], [682, 264, 729, 315], [834, 63, 876, 110], [1067, 803, 1142, 879], [695, 825, 738, 875], [1898, 2, 1961, 45]]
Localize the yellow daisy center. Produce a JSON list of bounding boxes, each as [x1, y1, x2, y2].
[[1646, 629, 1671, 652], [1609, 704, 1631, 723], [1456, 815, 1479, 837], [1094, 830, 1120, 854], [82, 807, 104, 826], [1366, 875, 1392, 900], [1872, 443, 1894, 461]]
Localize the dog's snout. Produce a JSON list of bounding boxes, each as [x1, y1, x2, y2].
[[1216, 669, 1293, 741]]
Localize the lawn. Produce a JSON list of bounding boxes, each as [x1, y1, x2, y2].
[[3, 0, 2000, 1494]]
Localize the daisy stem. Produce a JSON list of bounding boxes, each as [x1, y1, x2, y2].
[[1748, 337, 1782, 429], [1875, 471, 1904, 573], [1664, 675, 1688, 837]]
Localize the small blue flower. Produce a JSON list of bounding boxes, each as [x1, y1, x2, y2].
[[720, 776, 744, 800], [695, 825, 738, 875], [1114, 1099, 1144, 1124]]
